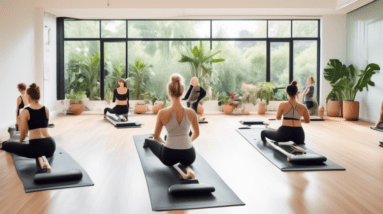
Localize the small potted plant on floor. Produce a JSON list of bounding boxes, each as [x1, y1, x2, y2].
[[152, 95, 167, 114], [241, 83, 257, 113], [218, 93, 232, 115], [255, 82, 276, 115], [67, 92, 86, 115], [142, 92, 157, 111]]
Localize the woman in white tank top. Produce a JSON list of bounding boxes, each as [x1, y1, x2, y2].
[[144, 74, 200, 177]]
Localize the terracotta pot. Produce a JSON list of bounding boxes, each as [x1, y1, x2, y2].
[[197, 104, 204, 115], [318, 106, 324, 118], [244, 109, 250, 115], [70, 103, 84, 115], [222, 105, 235, 115], [258, 102, 266, 115], [326, 100, 341, 117], [343, 101, 359, 121], [135, 104, 147, 114], [152, 103, 164, 114]]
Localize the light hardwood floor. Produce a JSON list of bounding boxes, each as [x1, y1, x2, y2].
[[1, 112, 382, 214]]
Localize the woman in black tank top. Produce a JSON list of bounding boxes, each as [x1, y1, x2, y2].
[[104, 79, 130, 121], [15, 83, 29, 131], [1, 83, 56, 159]]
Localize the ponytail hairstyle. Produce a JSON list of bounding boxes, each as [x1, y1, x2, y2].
[[17, 83, 27, 91], [286, 80, 298, 97], [118, 78, 127, 88], [27, 83, 40, 101], [168, 74, 185, 98]]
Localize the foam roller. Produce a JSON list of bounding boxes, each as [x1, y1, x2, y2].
[[34, 169, 83, 184]]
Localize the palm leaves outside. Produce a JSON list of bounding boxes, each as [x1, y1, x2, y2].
[[127, 57, 153, 100], [104, 62, 126, 100]]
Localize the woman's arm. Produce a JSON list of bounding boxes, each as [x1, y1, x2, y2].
[[182, 85, 193, 100], [376, 101, 383, 126], [197, 86, 206, 103], [300, 105, 310, 123], [113, 89, 116, 103], [18, 110, 29, 143], [16, 97, 21, 124], [276, 103, 284, 120], [153, 110, 165, 143], [188, 109, 199, 142], [126, 89, 129, 101]]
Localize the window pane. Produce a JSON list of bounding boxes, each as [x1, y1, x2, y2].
[[64, 20, 100, 38], [64, 41, 100, 99], [270, 42, 290, 87], [128, 41, 209, 99], [212, 21, 267, 38], [101, 20, 126, 38], [294, 40, 317, 99], [104, 42, 126, 100], [268, 21, 291, 38], [293, 21, 318, 37], [212, 41, 266, 94], [128, 21, 210, 38]]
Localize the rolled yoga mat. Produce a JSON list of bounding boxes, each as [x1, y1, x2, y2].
[[9, 142, 94, 193], [134, 134, 245, 211], [106, 114, 142, 128], [239, 118, 267, 125], [236, 128, 345, 172], [310, 116, 325, 121]]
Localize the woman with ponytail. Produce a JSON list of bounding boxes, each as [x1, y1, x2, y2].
[[1, 83, 56, 159], [104, 78, 129, 121], [15, 83, 29, 131], [144, 74, 200, 178], [261, 80, 310, 145]]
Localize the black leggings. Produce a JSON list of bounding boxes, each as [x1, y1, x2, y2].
[[145, 138, 196, 166], [104, 105, 129, 115], [304, 101, 314, 109], [2, 137, 56, 158], [187, 102, 198, 113], [261, 126, 305, 145]]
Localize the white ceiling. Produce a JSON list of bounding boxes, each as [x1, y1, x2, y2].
[[36, 0, 375, 19]]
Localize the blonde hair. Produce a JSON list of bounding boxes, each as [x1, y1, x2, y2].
[[168, 74, 185, 98], [308, 76, 315, 83]]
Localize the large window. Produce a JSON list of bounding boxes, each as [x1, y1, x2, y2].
[[58, 19, 320, 103]]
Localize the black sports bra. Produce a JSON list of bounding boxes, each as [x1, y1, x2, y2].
[[26, 106, 49, 130], [113, 88, 129, 102], [18, 96, 24, 116]]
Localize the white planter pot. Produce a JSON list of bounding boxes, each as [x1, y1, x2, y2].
[[202, 100, 219, 112], [267, 101, 284, 111]]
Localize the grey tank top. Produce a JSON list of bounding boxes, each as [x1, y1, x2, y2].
[[283, 102, 302, 120], [164, 108, 192, 149]]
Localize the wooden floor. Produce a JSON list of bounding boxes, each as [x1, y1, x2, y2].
[[1, 112, 383, 214]]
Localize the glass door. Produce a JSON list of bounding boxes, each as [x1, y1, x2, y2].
[[269, 41, 290, 87], [101, 41, 127, 100]]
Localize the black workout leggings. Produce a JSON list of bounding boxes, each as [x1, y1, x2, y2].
[[304, 101, 314, 109], [261, 126, 305, 145], [187, 102, 198, 113], [145, 138, 196, 166], [2, 137, 56, 158], [104, 105, 129, 115]]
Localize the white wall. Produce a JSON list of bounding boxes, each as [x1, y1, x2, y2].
[[43, 12, 57, 117], [320, 15, 347, 108], [0, 0, 37, 130], [346, 0, 383, 123]]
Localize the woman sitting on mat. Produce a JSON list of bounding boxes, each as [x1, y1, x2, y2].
[[104, 78, 129, 121], [144, 74, 199, 178], [261, 80, 310, 145], [374, 101, 383, 127], [15, 83, 29, 131], [1, 83, 56, 159], [301, 76, 315, 110]]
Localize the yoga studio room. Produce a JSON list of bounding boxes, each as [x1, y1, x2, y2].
[[1, 0, 383, 213]]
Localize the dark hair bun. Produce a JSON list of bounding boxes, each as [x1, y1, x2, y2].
[[27, 83, 40, 101], [17, 83, 26, 91], [172, 75, 180, 83], [291, 80, 298, 86]]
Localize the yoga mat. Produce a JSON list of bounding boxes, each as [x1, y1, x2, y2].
[[107, 116, 142, 128], [240, 118, 266, 125], [371, 127, 383, 132], [134, 134, 245, 211], [236, 128, 345, 172], [199, 121, 208, 124], [8, 141, 94, 193], [310, 116, 325, 121]]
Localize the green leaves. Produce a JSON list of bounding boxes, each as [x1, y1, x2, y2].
[[324, 59, 349, 84], [255, 82, 276, 105], [129, 57, 153, 99]]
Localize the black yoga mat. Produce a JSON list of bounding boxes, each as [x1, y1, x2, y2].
[[371, 126, 383, 132], [107, 116, 142, 128], [236, 128, 345, 171], [9, 142, 94, 193], [310, 116, 325, 121], [240, 118, 267, 125], [134, 134, 245, 211], [199, 121, 208, 124]]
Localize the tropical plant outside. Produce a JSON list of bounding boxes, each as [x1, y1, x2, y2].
[[255, 82, 276, 105]]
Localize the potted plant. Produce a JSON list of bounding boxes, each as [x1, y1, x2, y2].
[[324, 59, 349, 117], [331, 63, 380, 120], [255, 82, 276, 115], [241, 83, 257, 112], [142, 92, 157, 111], [135, 101, 147, 114], [67, 92, 86, 115], [152, 95, 167, 114], [218, 94, 233, 115]]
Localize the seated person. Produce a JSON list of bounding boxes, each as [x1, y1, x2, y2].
[[1, 83, 56, 162], [16, 83, 29, 131], [183, 77, 206, 121], [104, 78, 129, 121], [144, 74, 199, 178], [374, 101, 383, 128], [261, 80, 310, 145], [301, 76, 315, 110]]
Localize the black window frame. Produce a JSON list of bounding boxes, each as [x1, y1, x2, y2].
[[57, 18, 321, 104]]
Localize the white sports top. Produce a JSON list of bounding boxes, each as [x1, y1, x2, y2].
[[164, 108, 193, 149]]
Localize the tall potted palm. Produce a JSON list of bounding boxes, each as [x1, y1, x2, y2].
[[332, 63, 379, 120], [128, 57, 153, 100]]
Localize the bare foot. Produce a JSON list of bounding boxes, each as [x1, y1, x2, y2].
[[121, 117, 127, 122], [185, 167, 196, 179], [200, 117, 206, 121]]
